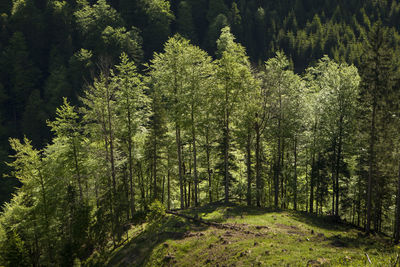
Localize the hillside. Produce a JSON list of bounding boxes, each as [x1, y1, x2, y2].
[[2, 1, 400, 265], [88, 204, 397, 266]]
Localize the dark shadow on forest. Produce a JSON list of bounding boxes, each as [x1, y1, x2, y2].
[[290, 211, 352, 231]]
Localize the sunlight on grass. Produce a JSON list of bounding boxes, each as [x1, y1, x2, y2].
[[95, 204, 399, 266]]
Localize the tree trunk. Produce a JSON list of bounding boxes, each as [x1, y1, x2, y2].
[[206, 126, 212, 203], [255, 119, 262, 207], [72, 139, 83, 202], [101, 109, 115, 244], [305, 148, 309, 212], [335, 115, 343, 217], [310, 122, 317, 214], [167, 173, 170, 209], [123, 167, 130, 221], [138, 162, 146, 210], [274, 135, 281, 209], [126, 98, 135, 217], [162, 175, 165, 204], [188, 179, 191, 207], [294, 137, 298, 211], [192, 107, 198, 206], [167, 154, 171, 210], [366, 101, 376, 234], [331, 137, 337, 215], [38, 169, 53, 262], [183, 160, 188, 208], [224, 108, 230, 203], [176, 124, 184, 209], [153, 133, 157, 201], [106, 86, 117, 201], [281, 139, 285, 209], [316, 153, 321, 215], [246, 125, 252, 206]]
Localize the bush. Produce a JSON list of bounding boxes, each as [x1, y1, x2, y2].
[[146, 200, 166, 223]]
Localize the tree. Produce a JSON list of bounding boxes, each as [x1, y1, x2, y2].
[[4, 138, 54, 264], [2, 32, 40, 139], [81, 72, 120, 242], [215, 27, 253, 203], [112, 53, 150, 217], [47, 98, 85, 201], [359, 22, 396, 234], [176, 1, 197, 43], [150, 35, 188, 208], [265, 52, 303, 209], [141, 0, 173, 58], [307, 56, 360, 217], [74, 0, 143, 66]]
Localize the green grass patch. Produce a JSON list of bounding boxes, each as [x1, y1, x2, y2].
[[87, 203, 400, 266]]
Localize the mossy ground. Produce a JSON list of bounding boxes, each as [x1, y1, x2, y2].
[[87, 203, 399, 266]]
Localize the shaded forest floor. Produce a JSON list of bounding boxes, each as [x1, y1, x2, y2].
[[87, 203, 399, 266]]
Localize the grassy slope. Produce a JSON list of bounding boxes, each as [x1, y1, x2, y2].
[[89, 204, 399, 266]]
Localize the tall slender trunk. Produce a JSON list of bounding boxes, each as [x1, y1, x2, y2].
[[38, 169, 53, 262], [168, 161, 171, 210], [138, 162, 146, 209], [255, 118, 261, 207], [183, 158, 188, 208], [191, 107, 199, 206], [274, 135, 281, 209], [357, 174, 361, 227], [127, 106, 135, 216], [206, 126, 212, 203], [224, 108, 230, 203], [123, 167, 130, 221], [106, 85, 119, 239], [176, 125, 184, 209], [331, 138, 337, 215], [106, 86, 117, 200], [305, 148, 309, 212], [316, 153, 321, 215], [281, 139, 285, 209], [246, 125, 252, 206], [188, 181, 191, 207], [188, 168, 191, 208], [276, 86, 283, 209], [335, 115, 343, 217], [153, 135, 157, 201], [310, 121, 317, 213], [294, 137, 298, 211], [101, 111, 115, 244], [72, 139, 83, 202], [162, 176, 165, 204], [366, 101, 376, 234]]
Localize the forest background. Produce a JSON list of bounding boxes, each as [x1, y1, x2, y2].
[[1, 0, 400, 265]]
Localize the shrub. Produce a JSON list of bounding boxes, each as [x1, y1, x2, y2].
[[146, 200, 166, 223]]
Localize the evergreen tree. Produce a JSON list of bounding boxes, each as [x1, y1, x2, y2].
[[359, 22, 396, 234]]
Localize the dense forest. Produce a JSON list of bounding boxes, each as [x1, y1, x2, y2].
[[1, 0, 400, 265]]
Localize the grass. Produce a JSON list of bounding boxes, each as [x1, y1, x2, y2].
[[86, 203, 400, 266]]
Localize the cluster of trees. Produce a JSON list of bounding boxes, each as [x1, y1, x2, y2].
[[1, 0, 400, 265], [2, 0, 400, 205], [1, 21, 400, 264]]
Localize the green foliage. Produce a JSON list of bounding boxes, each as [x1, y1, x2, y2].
[[176, 1, 196, 42], [0, 231, 30, 267], [146, 200, 166, 223], [1, 1, 400, 265]]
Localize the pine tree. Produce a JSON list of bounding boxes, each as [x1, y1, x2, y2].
[[359, 22, 396, 234]]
